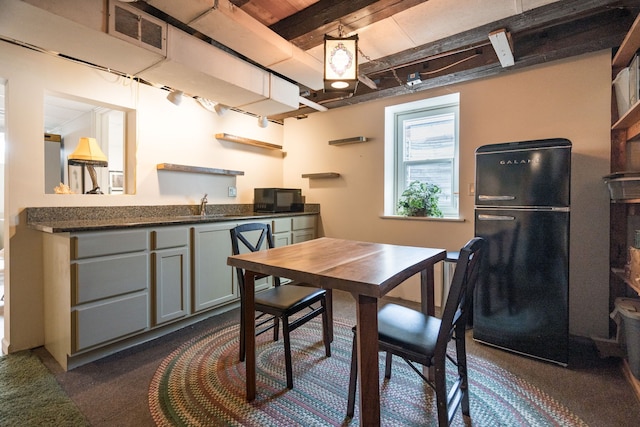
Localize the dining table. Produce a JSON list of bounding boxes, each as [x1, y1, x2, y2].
[[227, 236, 446, 426]]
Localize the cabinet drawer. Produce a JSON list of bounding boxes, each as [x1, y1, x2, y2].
[[151, 227, 189, 250], [72, 293, 149, 352], [293, 215, 315, 230], [72, 254, 149, 305], [72, 230, 148, 259], [272, 217, 292, 233]]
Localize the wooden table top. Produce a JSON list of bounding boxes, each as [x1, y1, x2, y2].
[[227, 237, 446, 298]]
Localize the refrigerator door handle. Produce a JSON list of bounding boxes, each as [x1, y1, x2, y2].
[[478, 195, 516, 201], [477, 214, 516, 221]]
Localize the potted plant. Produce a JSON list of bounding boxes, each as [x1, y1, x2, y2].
[[397, 180, 444, 217]]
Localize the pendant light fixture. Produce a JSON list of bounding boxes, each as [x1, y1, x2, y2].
[[324, 26, 358, 92]]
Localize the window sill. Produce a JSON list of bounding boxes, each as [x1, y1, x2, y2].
[[380, 215, 465, 222]]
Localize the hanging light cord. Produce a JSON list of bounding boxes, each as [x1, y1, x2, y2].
[[358, 47, 405, 88]]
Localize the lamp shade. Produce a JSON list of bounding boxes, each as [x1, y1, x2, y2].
[[324, 34, 358, 92], [68, 137, 108, 166]]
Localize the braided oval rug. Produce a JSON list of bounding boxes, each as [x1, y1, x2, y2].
[[149, 319, 587, 427]]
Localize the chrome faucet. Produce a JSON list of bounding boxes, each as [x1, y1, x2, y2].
[[200, 193, 208, 217]]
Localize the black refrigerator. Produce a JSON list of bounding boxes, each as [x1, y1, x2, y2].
[[473, 138, 570, 366]]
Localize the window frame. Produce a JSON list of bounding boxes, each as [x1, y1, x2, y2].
[[384, 93, 460, 218]]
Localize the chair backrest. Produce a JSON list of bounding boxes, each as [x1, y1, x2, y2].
[[230, 223, 278, 290], [436, 237, 485, 356]]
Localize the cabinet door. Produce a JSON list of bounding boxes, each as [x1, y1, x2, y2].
[[293, 229, 314, 243], [273, 231, 292, 247], [292, 216, 316, 243], [272, 217, 293, 247], [153, 246, 189, 325], [73, 293, 149, 352], [192, 223, 238, 312]]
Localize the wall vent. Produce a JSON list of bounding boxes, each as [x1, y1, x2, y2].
[[108, 1, 166, 56]]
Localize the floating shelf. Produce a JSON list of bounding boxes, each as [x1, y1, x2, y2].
[[215, 133, 283, 150], [157, 163, 244, 176], [329, 136, 368, 146], [301, 172, 341, 179]]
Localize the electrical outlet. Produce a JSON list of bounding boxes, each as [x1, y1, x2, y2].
[[228, 186, 237, 197]]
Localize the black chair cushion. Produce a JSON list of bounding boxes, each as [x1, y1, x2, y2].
[[378, 303, 441, 356], [256, 285, 325, 311]]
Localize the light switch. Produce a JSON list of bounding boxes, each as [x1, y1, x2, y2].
[[228, 186, 237, 197]]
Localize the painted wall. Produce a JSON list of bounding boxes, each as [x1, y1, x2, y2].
[[0, 40, 286, 352], [0, 39, 612, 353], [283, 51, 612, 338]]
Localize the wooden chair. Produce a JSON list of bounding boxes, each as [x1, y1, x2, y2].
[[230, 222, 331, 389], [346, 237, 485, 426]]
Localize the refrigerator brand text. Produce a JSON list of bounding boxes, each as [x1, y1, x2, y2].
[[499, 158, 541, 165]]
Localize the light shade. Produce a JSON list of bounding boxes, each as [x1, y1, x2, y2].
[[258, 116, 268, 128], [196, 96, 216, 112], [214, 103, 229, 116], [68, 137, 108, 165], [166, 90, 183, 106], [324, 34, 358, 92], [68, 137, 108, 194]]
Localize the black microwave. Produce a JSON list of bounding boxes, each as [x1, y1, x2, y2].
[[254, 188, 304, 213]]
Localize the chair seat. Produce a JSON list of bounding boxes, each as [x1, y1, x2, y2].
[[378, 303, 441, 358], [256, 285, 325, 312]]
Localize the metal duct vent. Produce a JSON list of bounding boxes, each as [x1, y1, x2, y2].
[[109, 1, 166, 55]]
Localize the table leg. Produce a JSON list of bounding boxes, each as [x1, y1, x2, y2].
[[325, 289, 334, 341], [420, 268, 436, 381], [355, 293, 381, 426], [420, 268, 435, 316], [244, 271, 256, 401]]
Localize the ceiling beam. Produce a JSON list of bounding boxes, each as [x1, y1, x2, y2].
[[274, 2, 636, 120], [359, 0, 635, 77], [269, 0, 429, 51]]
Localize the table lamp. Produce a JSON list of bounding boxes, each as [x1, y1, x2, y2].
[[68, 137, 108, 194]]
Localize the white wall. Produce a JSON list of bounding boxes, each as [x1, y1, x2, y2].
[[0, 40, 286, 352], [283, 50, 612, 338]]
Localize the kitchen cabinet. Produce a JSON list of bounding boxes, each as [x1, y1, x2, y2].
[[151, 226, 190, 325], [40, 212, 318, 370], [609, 11, 640, 400], [44, 229, 151, 369], [293, 215, 316, 243], [272, 217, 293, 247], [192, 222, 238, 312], [271, 215, 317, 246]]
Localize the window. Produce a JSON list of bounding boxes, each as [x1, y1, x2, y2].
[[384, 93, 460, 217]]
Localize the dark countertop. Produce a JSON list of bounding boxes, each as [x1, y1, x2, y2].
[[26, 205, 319, 233]]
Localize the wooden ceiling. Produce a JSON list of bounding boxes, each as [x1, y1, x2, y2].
[[136, 0, 640, 120]]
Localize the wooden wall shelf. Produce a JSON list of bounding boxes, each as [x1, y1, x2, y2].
[[301, 173, 341, 179], [329, 136, 368, 146], [215, 133, 283, 150], [157, 163, 244, 176]]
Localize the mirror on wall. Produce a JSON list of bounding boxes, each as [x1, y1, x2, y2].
[[44, 94, 130, 195]]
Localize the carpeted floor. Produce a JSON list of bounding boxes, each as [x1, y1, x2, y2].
[[35, 290, 640, 426], [0, 351, 87, 426], [148, 318, 588, 426]]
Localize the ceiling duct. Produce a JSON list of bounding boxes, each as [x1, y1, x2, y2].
[[0, 0, 165, 75], [137, 26, 298, 115], [0, 0, 299, 116], [147, 0, 324, 90]]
